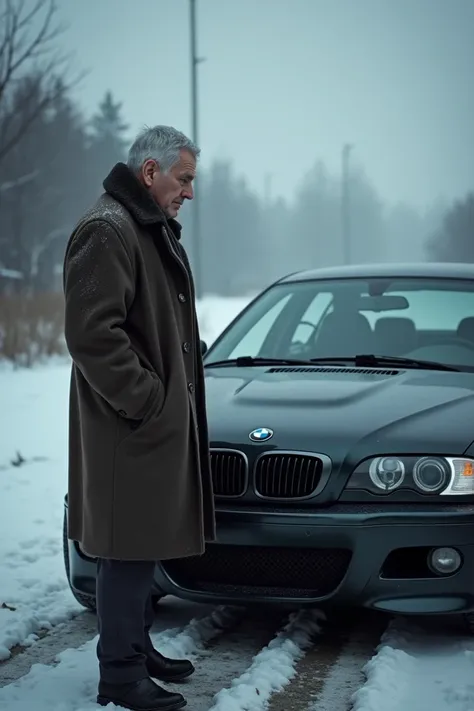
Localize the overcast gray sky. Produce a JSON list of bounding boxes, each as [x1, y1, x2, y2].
[[55, 0, 474, 209]]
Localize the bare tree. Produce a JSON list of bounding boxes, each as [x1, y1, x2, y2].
[[0, 0, 81, 165]]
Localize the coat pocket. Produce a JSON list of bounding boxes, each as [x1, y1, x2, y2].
[[115, 379, 166, 445]]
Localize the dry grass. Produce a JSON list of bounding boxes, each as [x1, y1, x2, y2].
[[0, 292, 66, 366]]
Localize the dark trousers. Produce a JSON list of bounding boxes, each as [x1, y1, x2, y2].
[[96, 558, 156, 684]]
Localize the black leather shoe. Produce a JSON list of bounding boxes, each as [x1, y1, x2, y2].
[[97, 677, 186, 710], [146, 648, 195, 682]]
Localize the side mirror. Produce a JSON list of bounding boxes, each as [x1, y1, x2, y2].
[[200, 339, 208, 356]]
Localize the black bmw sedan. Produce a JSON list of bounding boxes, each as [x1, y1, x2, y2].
[[64, 262, 474, 626]]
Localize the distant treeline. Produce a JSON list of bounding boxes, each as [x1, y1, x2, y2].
[[0, 0, 472, 301]]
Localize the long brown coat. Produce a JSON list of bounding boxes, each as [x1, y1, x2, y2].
[[63, 162, 216, 560]]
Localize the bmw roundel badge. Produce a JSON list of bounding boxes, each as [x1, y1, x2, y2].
[[249, 427, 274, 442]]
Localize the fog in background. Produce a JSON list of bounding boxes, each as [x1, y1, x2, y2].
[[60, 0, 474, 209], [0, 0, 473, 325]]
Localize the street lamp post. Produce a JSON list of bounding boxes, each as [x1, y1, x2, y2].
[[341, 143, 353, 265], [189, 0, 204, 298]]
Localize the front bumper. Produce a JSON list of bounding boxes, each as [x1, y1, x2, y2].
[[65, 500, 474, 615]]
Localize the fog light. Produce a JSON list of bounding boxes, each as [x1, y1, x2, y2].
[[428, 547, 462, 575]]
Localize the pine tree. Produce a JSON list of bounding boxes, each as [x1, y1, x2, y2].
[[88, 91, 129, 183]]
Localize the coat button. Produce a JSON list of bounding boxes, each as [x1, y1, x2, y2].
[[182, 341, 191, 353], [178, 293, 186, 303], [118, 409, 127, 417], [188, 382, 195, 393]]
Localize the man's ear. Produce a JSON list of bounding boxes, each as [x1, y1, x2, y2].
[[141, 159, 158, 187]]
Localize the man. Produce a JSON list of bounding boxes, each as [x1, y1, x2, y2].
[[63, 125, 216, 711]]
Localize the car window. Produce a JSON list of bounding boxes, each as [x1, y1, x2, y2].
[[228, 294, 292, 358], [206, 277, 474, 371]]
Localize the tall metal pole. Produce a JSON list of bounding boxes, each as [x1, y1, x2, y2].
[[190, 0, 202, 298], [341, 143, 352, 265]]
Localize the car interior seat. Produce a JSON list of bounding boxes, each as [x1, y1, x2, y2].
[[457, 317, 474, 343], [311, 310, 374, 357], [374, 317, 417, 356]]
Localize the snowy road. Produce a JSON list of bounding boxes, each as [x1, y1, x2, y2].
[[2, 601, 474, 711]]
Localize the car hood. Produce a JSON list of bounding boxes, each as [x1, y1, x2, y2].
[[204, 365, 474, 461]]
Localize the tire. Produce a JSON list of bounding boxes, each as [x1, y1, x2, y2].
[[62, 510, 97, 613]]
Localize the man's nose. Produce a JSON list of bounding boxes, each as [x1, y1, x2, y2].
[[182, 184, 194, 200]]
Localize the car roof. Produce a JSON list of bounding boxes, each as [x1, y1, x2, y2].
[[280, 262, 474, 283]]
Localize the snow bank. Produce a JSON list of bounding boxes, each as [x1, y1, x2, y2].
[[352, 617, 474, 711]]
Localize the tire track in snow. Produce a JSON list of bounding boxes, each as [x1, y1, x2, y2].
[[0, 603, 412, 711], [209, 608, 385, 711], [265, 611, 356, 711], [207, 607, 325, 711], [159, 608, 294, 711], [302, 610, 388, 711]]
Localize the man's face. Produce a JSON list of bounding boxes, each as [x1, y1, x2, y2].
[[141, 149, 196, 218]]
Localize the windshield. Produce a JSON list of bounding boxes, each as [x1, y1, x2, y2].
[[205, 277, 474, 372]]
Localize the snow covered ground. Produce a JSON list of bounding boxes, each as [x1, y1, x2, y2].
[[1, 293, 474, 711], [0, 362, 76, 661], [352, 617, 474, 711]]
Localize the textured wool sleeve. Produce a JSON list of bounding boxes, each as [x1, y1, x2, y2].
[[63, 218, 162, 420]]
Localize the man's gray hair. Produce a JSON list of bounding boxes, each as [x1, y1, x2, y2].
[[127, 125, 200, 174]]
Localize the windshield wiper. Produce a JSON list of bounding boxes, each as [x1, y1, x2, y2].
[[315, 354, 460, 372], [204, 354, 460, 372], [204, 356, 316, 368]]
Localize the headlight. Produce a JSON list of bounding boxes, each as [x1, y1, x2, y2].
[[345, 455, 474, 496], [369, 457, 405, 491], [413, 457, 449, 493]]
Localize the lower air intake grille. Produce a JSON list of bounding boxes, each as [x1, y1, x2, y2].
[[255, 452, 323, 499], [163, 545, 352, 598], [210, 449, 247, 497]]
